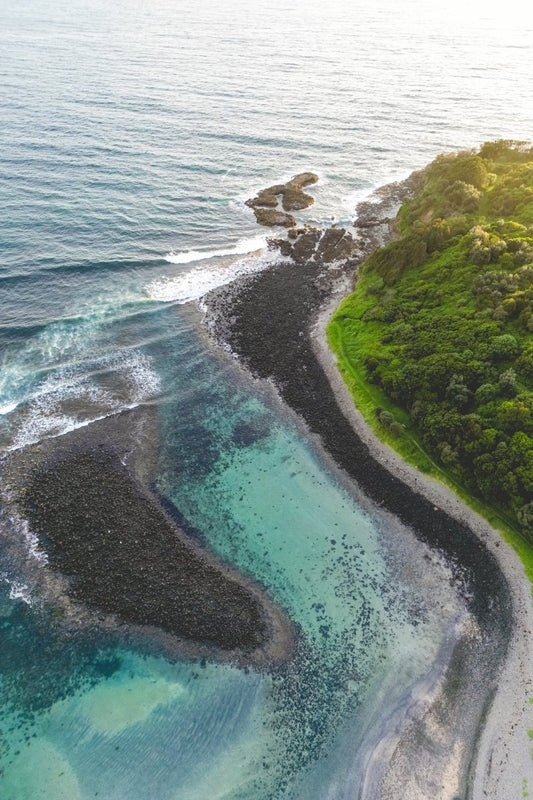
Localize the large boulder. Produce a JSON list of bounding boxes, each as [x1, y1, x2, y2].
[[254, 208, 296, 227], [288, 172, 319, 190], [245, 185, 284, 208], [281, 188, 315, 211]]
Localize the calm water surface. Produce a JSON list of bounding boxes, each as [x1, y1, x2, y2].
[[0, 0, 532, 797]]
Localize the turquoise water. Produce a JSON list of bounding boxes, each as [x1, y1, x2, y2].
[[1, 0, 532, 797]]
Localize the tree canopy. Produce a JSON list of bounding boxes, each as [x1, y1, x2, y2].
[[330, 140, 533, 539]]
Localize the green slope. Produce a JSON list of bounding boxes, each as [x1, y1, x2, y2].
[[328, 140, 533, 577]]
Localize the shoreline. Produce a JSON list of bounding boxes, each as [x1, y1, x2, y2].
[[314, 286, 533, 798], [203, 174, 527, 797]]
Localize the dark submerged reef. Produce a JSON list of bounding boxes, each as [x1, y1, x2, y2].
[[2, 408, 293, 668]]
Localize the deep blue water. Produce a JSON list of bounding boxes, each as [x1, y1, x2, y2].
[[1, 0, 532, 797]]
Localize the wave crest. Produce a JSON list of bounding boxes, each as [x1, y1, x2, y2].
[[164, 234, 267, 265], [147, 247, 289, 304]]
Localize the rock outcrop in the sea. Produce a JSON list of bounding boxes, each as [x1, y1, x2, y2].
[[246, 171, 359, 263], [246, 172, 318, 226]]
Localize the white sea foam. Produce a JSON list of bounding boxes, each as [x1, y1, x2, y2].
[[0, 401, 18, 415], [147, 247, 289, 304], [120, 351, 162, 401], [345, 170, 414, 219], [342, 187, 377, 214], [6, 404, 142, 454], [4, 348, 161, 453], [1, 575, 34, 606], [164, 234, 267, 265], [17, 516, 48, 564]]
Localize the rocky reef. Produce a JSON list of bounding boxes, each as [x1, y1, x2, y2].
[[246, 172, 360, 262], [253, 208, 296, 227], [246, 172, 318, 226], [269, 224, 359, 265], [1, 408, 293, 667]]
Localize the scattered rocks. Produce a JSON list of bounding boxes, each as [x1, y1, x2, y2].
[[269, 226, 358, 265], [288, 227, 308, 240], [246, 171, 359, 263]]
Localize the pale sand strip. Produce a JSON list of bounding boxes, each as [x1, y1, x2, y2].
[[312, 286, 533, 799]]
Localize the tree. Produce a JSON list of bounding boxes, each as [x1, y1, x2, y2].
[[487, 334, 519, 361]]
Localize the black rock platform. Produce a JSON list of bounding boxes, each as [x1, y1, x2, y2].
[[1, 408, 293, 667]]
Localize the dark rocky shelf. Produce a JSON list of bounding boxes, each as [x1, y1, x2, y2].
[[2, 409, 293, 667]]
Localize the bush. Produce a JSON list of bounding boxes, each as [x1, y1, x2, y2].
[[366, 234, 428, 285], [446, 181, 481, 213], [448, 155, 489, 189], [389, 421, 403, 437], [517, 502, 533, 533], [378, 410, 394, 429], [475, 383, 498, 404], [488, 334, 520, 361], [498, 368, 518, 397]]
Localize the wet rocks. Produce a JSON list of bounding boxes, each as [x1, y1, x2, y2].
[[246, 171, 359, 262], [253, 208, 296, 227], [246, 172, 318, 224], [268, 226, 359, 265], [246, 187, 283, 209], [288, 172, 319, 190], [281, 188, 315, 212]]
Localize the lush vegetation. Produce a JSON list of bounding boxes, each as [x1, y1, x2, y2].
[[329, 140, 533, 554]]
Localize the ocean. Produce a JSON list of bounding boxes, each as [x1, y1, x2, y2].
[[0, 0, 532, 797]]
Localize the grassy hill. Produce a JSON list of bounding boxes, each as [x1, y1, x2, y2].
[[328, 140, 533, 571]]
